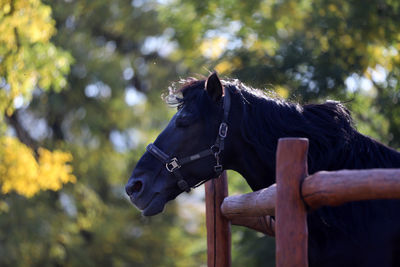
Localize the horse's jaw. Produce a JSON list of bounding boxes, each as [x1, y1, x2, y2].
[[141, 194, 167, 216], [129, 191, 168, 216]]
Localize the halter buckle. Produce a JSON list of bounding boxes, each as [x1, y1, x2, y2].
[[219, 122, 228, 138], [166, 158, 180, 172]]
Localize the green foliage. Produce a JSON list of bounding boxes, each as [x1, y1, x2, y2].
[[160, 0, 400, 147]]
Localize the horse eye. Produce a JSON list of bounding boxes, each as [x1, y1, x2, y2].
[[175, 113, 194, 127]]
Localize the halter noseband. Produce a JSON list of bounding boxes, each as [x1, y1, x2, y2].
[[146, 88, 231, 193]]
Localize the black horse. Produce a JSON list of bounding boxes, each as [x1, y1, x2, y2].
[[126, 72, 400, 267]]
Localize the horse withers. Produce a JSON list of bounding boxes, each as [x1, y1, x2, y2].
[[126, 72, 400, 267]]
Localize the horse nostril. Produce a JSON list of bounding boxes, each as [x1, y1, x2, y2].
[[132, 181, 143, 193], [126, 180, 143, 196]]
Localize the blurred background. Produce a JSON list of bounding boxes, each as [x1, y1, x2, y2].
[[0, 0, 399, 266]]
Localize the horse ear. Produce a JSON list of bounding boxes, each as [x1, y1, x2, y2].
[[205, 72, 223, 102]]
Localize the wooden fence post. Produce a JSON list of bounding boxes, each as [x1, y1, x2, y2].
[[276, 138, 309, 267], [205, 171, 231, 267]]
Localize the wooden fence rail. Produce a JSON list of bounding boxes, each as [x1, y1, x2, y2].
[[221, 169, 400, 220], [205, 137, 400, 267]]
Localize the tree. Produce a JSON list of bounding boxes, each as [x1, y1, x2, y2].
[[0, 0, 75, 197]]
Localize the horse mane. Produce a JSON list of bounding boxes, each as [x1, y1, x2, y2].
[[227, 81, 400, 175]]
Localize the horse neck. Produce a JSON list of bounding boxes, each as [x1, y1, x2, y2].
[[223, 92, 299, 190]]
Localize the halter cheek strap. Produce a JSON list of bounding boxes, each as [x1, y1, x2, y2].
[[146, 87, 231, 193]]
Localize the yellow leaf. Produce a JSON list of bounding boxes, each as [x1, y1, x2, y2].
[[0, 137, 76, 197]]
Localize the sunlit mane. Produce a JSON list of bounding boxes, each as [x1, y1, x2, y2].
[[163, 77, 284, 108], [163, 78, 198, 108]]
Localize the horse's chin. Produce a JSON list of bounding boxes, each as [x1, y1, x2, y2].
[[141, 194, 168, 216]]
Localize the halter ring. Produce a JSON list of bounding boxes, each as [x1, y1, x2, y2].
[[219, 122, 228, 138], [166, 158, 180, 172], [211, 145, 220, 154]]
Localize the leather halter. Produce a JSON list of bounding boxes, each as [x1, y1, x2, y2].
[[146, 88, 231, 193]]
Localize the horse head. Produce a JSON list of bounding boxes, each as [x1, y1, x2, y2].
[[125, 72, 235, 216]]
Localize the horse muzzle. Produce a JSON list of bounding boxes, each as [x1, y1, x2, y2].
[[125, 172, 169, 216]]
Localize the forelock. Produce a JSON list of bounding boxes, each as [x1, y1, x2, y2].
[[163, 78, 205, 107]]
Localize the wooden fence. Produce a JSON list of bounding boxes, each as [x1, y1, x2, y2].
[[204, 137, 400, 267]]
